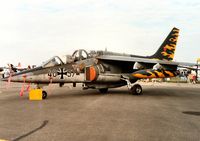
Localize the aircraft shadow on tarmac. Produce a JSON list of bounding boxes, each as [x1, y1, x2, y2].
[[2, 86, 198, 101], [46, 88, 184, 99]]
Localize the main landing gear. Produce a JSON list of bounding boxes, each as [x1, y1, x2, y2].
[[130, 84, 142, 95], [99, 88, 108, 94], [122, 78, 143, 95]]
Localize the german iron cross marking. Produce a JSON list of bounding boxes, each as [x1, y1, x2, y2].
[[57, 68, 67, 79]]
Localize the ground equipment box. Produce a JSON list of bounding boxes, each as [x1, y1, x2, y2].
[[29, 89, 43, 100]]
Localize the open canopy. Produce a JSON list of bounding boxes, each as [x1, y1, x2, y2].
[[42, 49, 89, 68], [42, 56, 64, 68]]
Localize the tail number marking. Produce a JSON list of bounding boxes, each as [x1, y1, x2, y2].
[[48, 68, 75, 79]]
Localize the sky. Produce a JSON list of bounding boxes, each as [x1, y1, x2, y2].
[[0, 0, 200, 67]]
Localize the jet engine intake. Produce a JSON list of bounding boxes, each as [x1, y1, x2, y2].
[[153, 63, 163, 70], [133, 62, 144, 70]]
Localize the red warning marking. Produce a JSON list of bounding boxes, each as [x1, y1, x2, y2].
[[26, 84, 31, 92], [19, 74, 28, 96], [20, 85, 24, 96]]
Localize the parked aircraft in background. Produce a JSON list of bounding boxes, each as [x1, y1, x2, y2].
[[1, 27, 199, 99], [0, 63, 34, 78]]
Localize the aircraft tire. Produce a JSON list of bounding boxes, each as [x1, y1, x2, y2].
[[42, 91, 48, 99], [99, 88, 108, 94], [131, 84, 142, 95]]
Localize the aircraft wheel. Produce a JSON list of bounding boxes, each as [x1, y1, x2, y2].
[[42, 91, 48, 99], [131, 84, 142, 95], [99, 88, 108, 94]]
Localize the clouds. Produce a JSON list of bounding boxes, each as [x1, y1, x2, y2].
[[0, 0, 200, 66]]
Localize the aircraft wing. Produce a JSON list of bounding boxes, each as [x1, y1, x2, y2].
[[177, 62, 200, 70], [97, 55, 200, 69], [97, 55, 179, 65]]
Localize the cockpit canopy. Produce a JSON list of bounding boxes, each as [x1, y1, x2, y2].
[[72, 49, 89, 61], [42, 56, 64, 68], [42, 49, 89, 68]]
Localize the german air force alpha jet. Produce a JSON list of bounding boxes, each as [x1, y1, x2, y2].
[[1, 27, 195, 99]]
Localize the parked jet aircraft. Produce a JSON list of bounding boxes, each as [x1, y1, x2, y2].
[[1, 27, 197, 99], [0, 63, 30, 78]]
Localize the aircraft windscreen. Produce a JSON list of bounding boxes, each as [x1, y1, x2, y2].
[[42, 56, 64, 68]]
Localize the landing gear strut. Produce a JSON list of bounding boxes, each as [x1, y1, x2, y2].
[[121, 77, 143, 95], [42, 91, 48, 99], [99, 88, 108, 94], [130, 84, 142, 95]]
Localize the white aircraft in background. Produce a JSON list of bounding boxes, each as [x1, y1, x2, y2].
[[0, 63, 35, 78]]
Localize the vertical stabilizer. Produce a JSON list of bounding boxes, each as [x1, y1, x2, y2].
[[150, 27, 179, 61]]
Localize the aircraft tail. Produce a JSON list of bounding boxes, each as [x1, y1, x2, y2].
[[149, 27, 179, 61]]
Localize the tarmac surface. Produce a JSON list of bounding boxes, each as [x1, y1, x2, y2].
[[0, 82, 200, 141]]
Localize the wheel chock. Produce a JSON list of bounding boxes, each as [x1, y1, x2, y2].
[[29, 89, 43, 100]]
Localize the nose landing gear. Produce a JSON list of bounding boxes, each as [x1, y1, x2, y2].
[[99, 88, 108, 94]]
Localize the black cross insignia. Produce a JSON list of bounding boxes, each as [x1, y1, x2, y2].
[[57, 68, 67, 79]]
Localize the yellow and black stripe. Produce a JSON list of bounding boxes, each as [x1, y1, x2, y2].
[[150, 27, 179, 61], [132, 69, 177, 79]]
